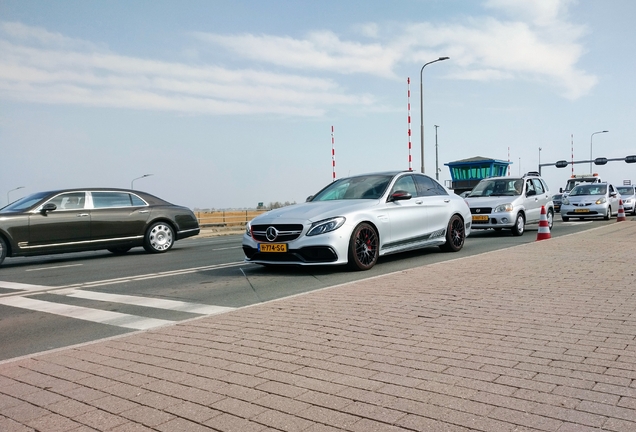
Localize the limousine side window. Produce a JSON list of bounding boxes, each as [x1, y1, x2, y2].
[[46, 193, 86, 210], [92, 192, 147, 208]]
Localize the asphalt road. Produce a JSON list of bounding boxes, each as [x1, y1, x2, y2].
[[0, 218, 614, 362]]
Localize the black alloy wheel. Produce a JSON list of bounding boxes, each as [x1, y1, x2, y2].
[[348, 222, 379, 271], [440, 215, 465, 252]]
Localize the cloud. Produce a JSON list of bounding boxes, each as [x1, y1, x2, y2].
[[0, 1, 597, 117], [484, 0, 577, 26], [192, 31, 400, 78], [0, 26, 374, 117], [403, 17, 596, 99], [193, 0, 595, 100], [1, 21, 101, 51]]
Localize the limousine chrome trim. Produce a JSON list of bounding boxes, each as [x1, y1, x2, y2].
[[18, 235, 143, 250], [178, 228, 200, 234]]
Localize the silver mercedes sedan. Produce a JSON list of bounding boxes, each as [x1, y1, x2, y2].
[[242, 171, 471, 271]]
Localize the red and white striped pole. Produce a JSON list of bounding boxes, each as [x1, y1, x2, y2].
[[407, 77, 412, 171], [331, 126, 336, 181]]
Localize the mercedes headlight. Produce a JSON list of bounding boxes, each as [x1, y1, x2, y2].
[[245, 221, 252, 237], [307, 217, 345, 236]]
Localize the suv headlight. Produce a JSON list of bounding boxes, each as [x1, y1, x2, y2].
[[494, 203, 514, 213], [307, 217, 345, 236], [595, 197, 607, 205]]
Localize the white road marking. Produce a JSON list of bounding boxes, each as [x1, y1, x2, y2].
[[0, 296, 173, 330], [26, 264, 83, 272], [0, 281, 51, 291], [64, 290, 235, 315], [0, 261, 247, 296]]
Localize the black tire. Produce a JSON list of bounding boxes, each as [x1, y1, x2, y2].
[[604, 207, 612, 221], [347, 222, 378, 271], [143, 222, 175, 253], [440, 214, 465, 252], [0, 237, 7, 266], [562, 216, 569, 222], [108, 246, 132, 255], [547, 209, 554, 230], [511, 213, 525, 236]]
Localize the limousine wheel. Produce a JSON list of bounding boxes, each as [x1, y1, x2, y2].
[[144, 222, 174, 253], [0, 237, 7, 266]]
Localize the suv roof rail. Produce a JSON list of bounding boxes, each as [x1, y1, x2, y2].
[[523, 171, 541, 177]]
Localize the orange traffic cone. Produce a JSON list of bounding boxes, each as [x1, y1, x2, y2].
[[536, 205, 551, 241], [617, 199, 626, 222]]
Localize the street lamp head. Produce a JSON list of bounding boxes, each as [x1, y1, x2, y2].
[[420, 57, 450, 173], [131, 174, 154, 190]]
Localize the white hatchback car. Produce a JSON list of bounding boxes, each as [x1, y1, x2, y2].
[[464, 172, 554, 236], [616, 185, 636, 215], [561, 182, 621, 221]]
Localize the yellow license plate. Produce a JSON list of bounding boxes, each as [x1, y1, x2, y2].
[[472, 215, 489, 221], [259, 243, 287, 252], [574, 209, 589, 213]]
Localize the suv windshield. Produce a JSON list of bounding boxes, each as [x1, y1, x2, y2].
[[468, 178, 523, 197]]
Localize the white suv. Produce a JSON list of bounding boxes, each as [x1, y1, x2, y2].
[[464, 172, 554, 236]]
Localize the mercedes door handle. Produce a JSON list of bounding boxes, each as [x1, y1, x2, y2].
[[76, 213, 89, 217], [138, 210, 150, 214]]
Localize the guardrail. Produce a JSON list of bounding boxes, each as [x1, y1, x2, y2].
[[195, 210, 268, 227]]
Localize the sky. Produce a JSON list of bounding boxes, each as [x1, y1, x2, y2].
[[1, 0, 635, 210]]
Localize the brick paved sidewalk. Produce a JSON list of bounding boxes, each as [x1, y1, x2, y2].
[[2, 222, 636, 431]]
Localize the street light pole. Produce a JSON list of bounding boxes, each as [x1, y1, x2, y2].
[[434, 125, 440, 180], [7, 186, 25, 205], [538, 147, 542, 174], [131, 174, 153, 190], [590, 130, 609, 172], [420, 56, 449, 174]]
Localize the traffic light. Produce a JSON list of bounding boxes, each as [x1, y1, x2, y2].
[[594, 157, 608, 165], [555, 160, 569, 168], [626, 155, 636, 163]]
